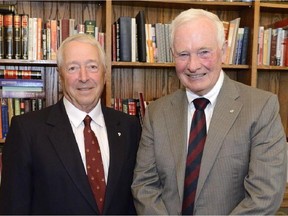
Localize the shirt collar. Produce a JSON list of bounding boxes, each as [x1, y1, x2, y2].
[[63, 97, 105, 128], [186, 70, 224, 106]]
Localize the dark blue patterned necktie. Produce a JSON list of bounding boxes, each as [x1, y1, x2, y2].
[[182, 98, 210, 215]]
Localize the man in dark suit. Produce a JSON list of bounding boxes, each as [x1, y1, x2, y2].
[[0, 34, 141, 214]]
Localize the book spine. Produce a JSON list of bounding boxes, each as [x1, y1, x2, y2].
[[50, 19, 57, 60], [0, 90, 45, 99], [0, 14, 4, 59], [42, 28, 47, 60], [240, 27, 249, 65], [1, 98, 8, 139], [84, 20, 96, 37], [13, 14, 21, 59], [36, 18, 42, 60], [0, 79, 44, 87], [0, 69, 42, 79], [21, 14, 29, 59], [119, 17, 132, 62], [0, 5, 16, 15], [136, 11, 146, 62], [3, 13, 13, 59]]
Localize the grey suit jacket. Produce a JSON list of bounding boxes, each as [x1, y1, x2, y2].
[[132, 74, 287, 215]]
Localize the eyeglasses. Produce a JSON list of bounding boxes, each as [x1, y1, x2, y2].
[[174, 49, 214, 62], [65, 63, 99, 74]]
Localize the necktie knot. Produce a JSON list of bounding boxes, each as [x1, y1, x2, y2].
[[193, 98, 210, 111], [84, 115, 92, 126]]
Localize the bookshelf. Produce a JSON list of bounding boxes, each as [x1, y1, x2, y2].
[[0, 1, 287, 132], [0, 0, 287, 210]]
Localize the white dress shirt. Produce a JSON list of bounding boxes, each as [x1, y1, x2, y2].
[[63, 97, 110, 183]]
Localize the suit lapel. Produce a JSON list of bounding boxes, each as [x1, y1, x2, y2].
[[195, 75, 243, 201], [101, 107, 126, 212], [164, 89, 189, 204], [46, 100, 98, 213]]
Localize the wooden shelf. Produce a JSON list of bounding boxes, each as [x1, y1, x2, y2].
[[0, 59, 57, 66], [112, 61, 250, 69]]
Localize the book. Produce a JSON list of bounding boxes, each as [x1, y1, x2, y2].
[[1, 98, 9, 138], [0, 79, 44, 87], [0, 5, 16, 14], [138, 92, 146, 118], [225, 17, 241, 64], [135, 11, 146, 62], [0, 69, 42, 79], [0, 14, 4, 59], [155, 23, 166, 63], [257, 26, 264, 65], [28, 17, 36, 60], [59, 18, 69, 43], [13, 14, 21, 59], [69, 18, 75, 36], [0, 89, 45, 98], [273, 18, 288, 29], [3, 13, 13, 59], [263, 28, 272, 66], [36, 17, 42, 60], [2, 86, 43, 92], [234, 27, 244, 65], [112, 23, 117, 61], [50, 19, 58, 60], [84, 20, 96, 37], [270, 28, 278, 66], [240, 27, 249, 65], [276, 28, 284, 66], [118, 16, 132, 62], [131, 17, 137, 62], [45, 20, 51, 60], [21, 14, 29, 59]]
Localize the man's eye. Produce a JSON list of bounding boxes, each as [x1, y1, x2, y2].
[[87, 65, 98, 72], [67, 66, 79, 73], [198, 50, 212, 58]]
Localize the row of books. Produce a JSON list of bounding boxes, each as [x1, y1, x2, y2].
[[112, 11, 173, 63], [113, 12, 249, 65], [0, 12, 105, 60], [257, 18, 288, 66], [223, 17, 249, 65], [112, 93, 147, 126], [0, 97, 45, 139]]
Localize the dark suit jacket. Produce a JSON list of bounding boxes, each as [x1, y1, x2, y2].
[[0, 98, 141, 215]]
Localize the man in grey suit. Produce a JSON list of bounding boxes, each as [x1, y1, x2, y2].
[[132, 8, 287, 215], [0, 34, 141, 214]]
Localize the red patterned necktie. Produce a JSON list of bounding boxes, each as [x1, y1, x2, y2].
[[182, 98, 210, 215], [83, 115, 106, 214]]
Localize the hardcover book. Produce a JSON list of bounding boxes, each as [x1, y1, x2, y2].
[[3, 13, 13, 59], [118, 16, 132, 62], [0, 69, 42, 79], [21, 14, 29, 59], [0, 14, 4, 59], [13, 14, 21, 59], [136, 11, 146, 62]]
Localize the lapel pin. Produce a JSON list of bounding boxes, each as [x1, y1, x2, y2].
[[118, 132, 121, 136]]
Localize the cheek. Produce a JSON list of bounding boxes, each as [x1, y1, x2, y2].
[[175, 61, 187, 73]]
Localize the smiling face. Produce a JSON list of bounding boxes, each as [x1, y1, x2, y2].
[[59, 40, 106, 113], [173, 17, 226, 96]]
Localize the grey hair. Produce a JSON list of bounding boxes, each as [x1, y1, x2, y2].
[[170, 8, 225, 52], [56, 33, 106, 71]]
